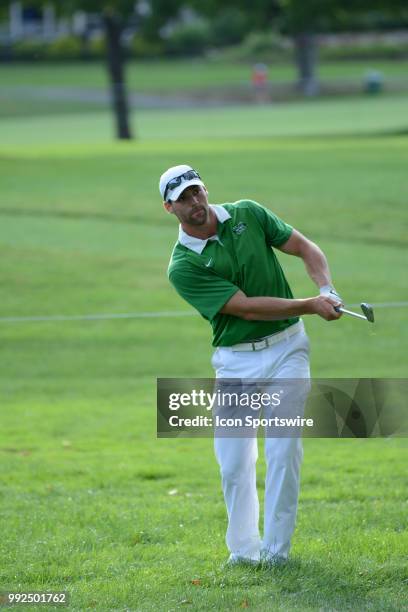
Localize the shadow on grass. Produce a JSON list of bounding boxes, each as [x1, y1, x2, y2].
[[199, 556, 399, 610]]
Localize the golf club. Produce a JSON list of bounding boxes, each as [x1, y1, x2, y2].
[[334, 302, 374, 323]]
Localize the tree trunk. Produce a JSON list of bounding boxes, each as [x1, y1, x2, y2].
[[103, 12, 133, 140], [293, 32, 319, 97]]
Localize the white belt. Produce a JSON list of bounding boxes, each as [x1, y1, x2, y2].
[[230, 321, 303, 352]]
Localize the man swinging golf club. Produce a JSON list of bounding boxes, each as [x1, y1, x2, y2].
[[160, 164, 343, 566]]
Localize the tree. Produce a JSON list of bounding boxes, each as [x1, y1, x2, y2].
[[188, 0, 324, 96], [190, 0, 335, 96], [100, 5, 133, 140], [284, 0, 408, 95], [18, 0, 137, 139], [64, 0, 186, 139], [71, 0, 138, 139], [278, 0, 338, 96], [189, 0, 408, 96]]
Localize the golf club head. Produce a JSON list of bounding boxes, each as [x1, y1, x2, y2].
[[361, 303, 374, 323]]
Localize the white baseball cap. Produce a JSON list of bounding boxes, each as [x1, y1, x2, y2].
[[159, 164, 204, 202]]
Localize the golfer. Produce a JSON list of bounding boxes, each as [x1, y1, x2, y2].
[[160, 164, 342, 566]]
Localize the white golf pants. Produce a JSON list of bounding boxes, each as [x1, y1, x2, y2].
[[212, 322, 310, 562]]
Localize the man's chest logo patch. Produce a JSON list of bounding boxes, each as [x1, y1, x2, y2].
[[232, 222, 247, 235]]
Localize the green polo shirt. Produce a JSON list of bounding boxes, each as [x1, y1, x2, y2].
[[168, 200, 299, 347]]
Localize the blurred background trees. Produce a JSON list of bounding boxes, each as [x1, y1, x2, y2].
[[2, 0, 408, 139]]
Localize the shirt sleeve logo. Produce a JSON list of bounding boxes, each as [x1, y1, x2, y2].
[[205, 257, 214, 267], [232, 222, 247, 235]]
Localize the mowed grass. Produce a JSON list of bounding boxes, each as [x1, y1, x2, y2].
[[0, 95, 407, 610], [2, 94, 408, 148], [1, 58, 408, 119], [2, 58, 408, 90]]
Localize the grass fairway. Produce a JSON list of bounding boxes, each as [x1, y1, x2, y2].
[[1, 93, 408, 148], [0, 91, 407, 610], [1, 58, 408, 119], [2, 59, 408, 91]]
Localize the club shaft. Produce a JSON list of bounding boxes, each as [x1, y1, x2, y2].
[[338, 307, 367, 321]]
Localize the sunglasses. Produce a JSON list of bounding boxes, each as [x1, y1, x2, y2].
[[164, 170, 201, 201]]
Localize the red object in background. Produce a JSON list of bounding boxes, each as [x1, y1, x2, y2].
[[251, 63, 268, 87]]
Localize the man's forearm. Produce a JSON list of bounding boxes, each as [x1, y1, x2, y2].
[[301, 241, 332, 289], [220, 290, 341, 322], [243, 296, 314, 321]]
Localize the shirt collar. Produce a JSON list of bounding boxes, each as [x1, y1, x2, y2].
[[178, 205, 231, 254]]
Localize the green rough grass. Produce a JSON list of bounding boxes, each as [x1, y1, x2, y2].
[[0, 408, 407, 611], [0, 96, 407, 610]]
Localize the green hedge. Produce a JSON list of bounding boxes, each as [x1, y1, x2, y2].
[[320, 42, 408, 61], [2, 32, 408, 62], [3, 36, 97, 61], [215, 32, 291, 63], [8, 39, 48, 61], [47, 36, 83, 60], [163, 20, 213, 57]]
